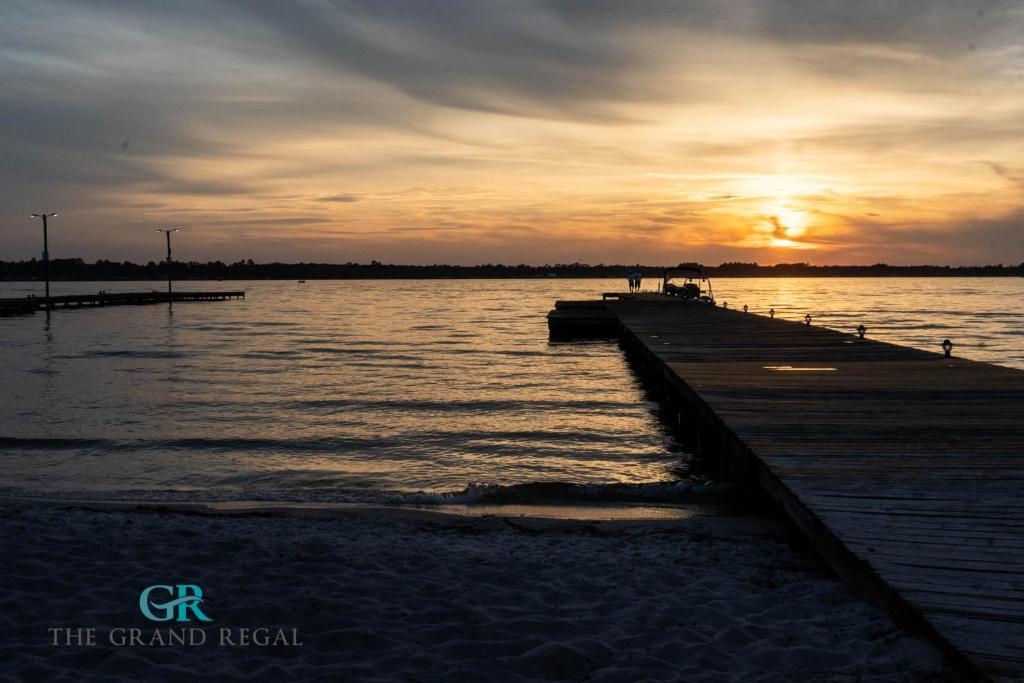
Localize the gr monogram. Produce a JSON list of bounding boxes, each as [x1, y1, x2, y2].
[[139, 584, 212, 622]]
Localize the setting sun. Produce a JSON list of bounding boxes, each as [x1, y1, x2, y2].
[[772, 208, 808, 238], [2, 2, 1022, 267]]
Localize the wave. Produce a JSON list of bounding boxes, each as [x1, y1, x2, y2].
[[291, 398, 630, 412], [0, 479, 728, 507], [0, 436, 399, 453], [403, 480, 728, 505], [0, 437, 110, 450], [0, 428, 664, 454], [78, 350, 187, 359]]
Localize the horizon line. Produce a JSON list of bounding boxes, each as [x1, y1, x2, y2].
[[2, 258, 1023, 271]]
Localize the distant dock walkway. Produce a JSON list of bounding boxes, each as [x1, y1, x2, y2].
[[551, 296, 1024, 681], [0, 290, 245, 316]]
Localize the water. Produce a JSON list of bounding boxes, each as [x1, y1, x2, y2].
[[1, 277, 1021, 502], [712, 277, 1024, 368]]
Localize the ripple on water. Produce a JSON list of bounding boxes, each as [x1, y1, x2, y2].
[[0, 277, 1022, 501]]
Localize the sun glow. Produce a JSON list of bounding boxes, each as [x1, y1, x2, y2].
[[772, 207, 807, 238], [738, 198, 820, 250], [768, 236, 817, 249], [3, 3, 1023, 265]]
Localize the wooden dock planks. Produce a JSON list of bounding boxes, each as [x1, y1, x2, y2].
[[0, 290, 245, 314], [606, 301, 1024, 682]]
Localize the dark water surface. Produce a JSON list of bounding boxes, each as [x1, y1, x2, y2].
[[1, 278, 1020, 502]]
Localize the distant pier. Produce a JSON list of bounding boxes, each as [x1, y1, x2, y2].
[[0, 290, 245, 316], [549, 295, 1024, 682]]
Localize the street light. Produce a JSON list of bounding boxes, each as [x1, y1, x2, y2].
[[156, 229, 179, 298], [30, 213, 58, 305]]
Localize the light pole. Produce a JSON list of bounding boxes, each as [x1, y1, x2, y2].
[[30, 213, 58, 305], [157, 229, 179, 298]]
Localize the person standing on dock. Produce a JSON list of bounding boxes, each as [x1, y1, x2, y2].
[[635, 272, 642, 292]]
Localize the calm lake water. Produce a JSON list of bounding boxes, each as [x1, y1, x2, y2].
[[1, 278, 1021, 502]]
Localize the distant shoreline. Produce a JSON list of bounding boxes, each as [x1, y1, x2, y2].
[[1, 259, 1022, 281], [2, 275, 1023, 282]]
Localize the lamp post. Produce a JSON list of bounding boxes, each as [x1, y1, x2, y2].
[[30, 213, 57, 305], [157, 229, 179, 298]]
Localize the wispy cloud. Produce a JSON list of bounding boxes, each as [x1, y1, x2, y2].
[[1, 0, 1022, 264], [314, 194, 360, 203]]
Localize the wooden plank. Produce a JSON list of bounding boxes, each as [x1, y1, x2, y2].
[[0, 290, 245, 312], [602, 300, 1024, 682]]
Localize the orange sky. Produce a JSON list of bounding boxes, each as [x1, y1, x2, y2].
[[2, 1, 1022, 265]]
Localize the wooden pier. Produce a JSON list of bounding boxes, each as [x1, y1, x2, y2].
[[0, 290, 244, 316], [551, 297, 1024, 682]]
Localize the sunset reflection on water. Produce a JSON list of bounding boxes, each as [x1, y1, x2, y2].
[[1, 277, 1020, 502]]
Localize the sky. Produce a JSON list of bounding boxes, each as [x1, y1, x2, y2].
[[1, 1, 1023, 266]]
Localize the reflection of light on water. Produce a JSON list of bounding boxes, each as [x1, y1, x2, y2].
[[203, 500, 702, 521], [2, 277, 1023, 502], [714, 277, 1024, 370], [0, 279, 690, 500], [421, 503, 700, 521]]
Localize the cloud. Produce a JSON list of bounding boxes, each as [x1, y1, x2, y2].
[[987, 162, 1024, 194], [1, 0, 1022, 264], [315, 194, 360, 203], [768, 216, 788, 239]]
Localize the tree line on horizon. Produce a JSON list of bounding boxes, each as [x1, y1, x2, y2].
[[0, 258, 1021, 281]]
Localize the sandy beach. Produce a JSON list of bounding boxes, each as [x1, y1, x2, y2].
[[1, 502, 958, 682]]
